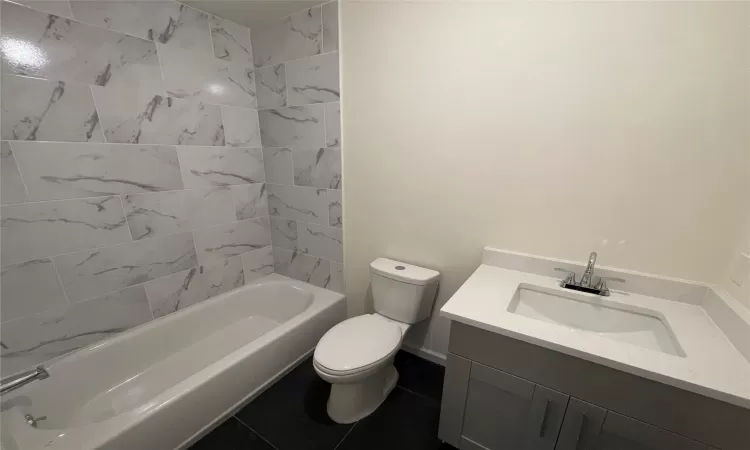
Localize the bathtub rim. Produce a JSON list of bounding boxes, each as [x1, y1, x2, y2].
[[19, 273, 341, 377]]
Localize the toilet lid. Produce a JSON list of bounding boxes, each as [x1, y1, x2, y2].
[[315, 315, 402, 373]]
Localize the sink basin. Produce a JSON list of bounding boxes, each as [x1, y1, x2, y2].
[[507, 284, 685, 356]]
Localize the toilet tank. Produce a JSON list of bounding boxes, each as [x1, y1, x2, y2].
[[370, 258, 440, 324]]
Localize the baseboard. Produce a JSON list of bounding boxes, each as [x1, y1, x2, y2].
[[402, 344, 446, 366]]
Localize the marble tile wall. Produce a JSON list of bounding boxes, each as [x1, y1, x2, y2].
[[251, 1, 343, 294], [0, 0, 272, 376]]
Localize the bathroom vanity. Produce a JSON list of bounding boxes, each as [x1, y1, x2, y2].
[[438, 249, 750, 450]]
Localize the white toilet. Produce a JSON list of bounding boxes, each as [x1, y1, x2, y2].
[[313, 258, 440, 424]]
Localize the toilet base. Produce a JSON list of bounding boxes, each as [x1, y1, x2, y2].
[[326, 364, 398, 424]]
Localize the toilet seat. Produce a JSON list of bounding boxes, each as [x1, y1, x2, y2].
[[314, 314, 403, 375]]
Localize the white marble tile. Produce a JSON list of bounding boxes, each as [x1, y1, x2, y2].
[[270, 217, 298, 251], [1, 142, 29, 204], [160, 45, 257, 108], [123, 187, 235, 240], [1, 1, 163, 93], [1, 258, 68, 323], [232, 183, 268, 220], [255, 64, 286, 109], [70, 1, 212, 53], [263, 148, 294, 185], [251, 6, 322, 68], [54, 231, 197, 302], [328, 188, 342, 228], [258, 105, 325, 148], [328, 261, 344, 294], [92, 87, 225, 146], [293, 147, 342, 189], [298, 222, 342, 262], [145, 255, 244, 318], [178, 146, 264, 188], [13, 0, 73, 18], [1, 196, 130, 265], [11, 141, 183, 201], [267, 184, 328, 225], [0, 285, 151, 376], [193, 217, 271, 266], [273, 247, 329, 288], [241, 246, 274, 283], [322, 1, 338, 53], [210, 15, 252, 64], [1, 75, 104, 142], [221, 106, 261, 148], [285, 53, 340, 106], [325, 102, 341, 147]]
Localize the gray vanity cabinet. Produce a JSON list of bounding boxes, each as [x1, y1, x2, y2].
[[440, 322, 749, 450], [440, 355, 569, 450], [440, 355, 711, 450]]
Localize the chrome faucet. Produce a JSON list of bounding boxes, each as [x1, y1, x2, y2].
[[0, 366, 49, 395], [554, 252, 625, 296], [580, 252, 598, 288]]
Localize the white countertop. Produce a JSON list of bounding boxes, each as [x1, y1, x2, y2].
[[441, 264, 750, 409]]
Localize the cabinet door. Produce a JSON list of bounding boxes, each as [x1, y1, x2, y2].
[[459, 362, 537, 449], [555, 398, 606, 450], [592, 412, 707, 450], [459, 362, 569, 450]]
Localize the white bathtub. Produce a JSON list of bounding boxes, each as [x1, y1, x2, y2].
[[0, 273, 346, 450]]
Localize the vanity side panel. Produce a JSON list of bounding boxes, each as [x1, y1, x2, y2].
[[439, 353, 472, 447], [448, 322, 750, 450]]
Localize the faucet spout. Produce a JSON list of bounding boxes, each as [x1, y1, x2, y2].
[[580, 252, 597, 288], [0, 366, 49, 395]]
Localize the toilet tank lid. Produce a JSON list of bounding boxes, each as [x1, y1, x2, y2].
[[370, 258, 440, 286]]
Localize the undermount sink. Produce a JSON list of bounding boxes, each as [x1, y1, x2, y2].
[[507, 284, 685, 357]]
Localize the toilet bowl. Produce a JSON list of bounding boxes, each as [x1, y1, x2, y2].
[[313, 258, 440, 424]]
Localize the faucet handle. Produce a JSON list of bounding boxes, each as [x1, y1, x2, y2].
[[596, 276, 625, 295], [554, 268, 576, 285]]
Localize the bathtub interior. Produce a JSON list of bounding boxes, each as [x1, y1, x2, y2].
[[1, 281, 314, 430]]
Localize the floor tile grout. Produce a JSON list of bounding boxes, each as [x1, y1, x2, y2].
[[395, 384, 442, 407], [332, 420, 359, 450], [233, 414, 282, 450]]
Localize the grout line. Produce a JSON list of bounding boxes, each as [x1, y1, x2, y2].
[[117, 194, 135, 242], [233, 415, 282, 450], [49, 258, 72, 306], [283, 60, 290, 108], [154, 44, 170, 99], [333, 420, 358, 450], [320, 0, 325, 57], [0, 201, 270, 270], [217, 103, 229, 147], [10, 0, 155, 44], [0, 183, 262, 206], [255, 50, 339, 72], [207, 12, 218, 59], [6, 142, 34, 204], [88, 84, 109, 143], [395, 384, 441, 405], [0, 193, 120, 207]]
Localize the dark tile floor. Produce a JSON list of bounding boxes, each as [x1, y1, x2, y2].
[[190, 351, 456, 450]]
